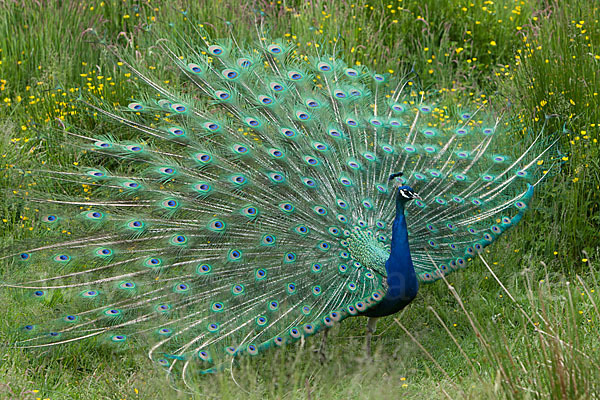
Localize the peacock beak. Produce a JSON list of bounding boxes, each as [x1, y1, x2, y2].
[[412, 192, 421, 200]]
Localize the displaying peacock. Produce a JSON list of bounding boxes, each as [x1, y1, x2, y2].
[[2, 23, 561, 390]]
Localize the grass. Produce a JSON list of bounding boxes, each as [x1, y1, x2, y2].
[[0, 0, 598, 398]]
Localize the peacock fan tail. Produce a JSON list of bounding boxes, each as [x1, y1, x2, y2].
[[2, 24, 561, 388]]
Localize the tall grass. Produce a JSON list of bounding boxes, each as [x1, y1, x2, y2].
[[0, 0, 598, 398]]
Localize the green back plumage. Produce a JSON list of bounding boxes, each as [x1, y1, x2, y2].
[[2, 23, 561, 387]]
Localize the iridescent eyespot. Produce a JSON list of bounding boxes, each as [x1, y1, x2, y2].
[[317, 61, 332, 71], [304, 156, 319, 166], [193, 182, 212, 195], [86, 169, 105, 178], [287, 283, 297, 293], [515, 201, 527, 209], [339, 176, 353, 186], [306, 99, 319, 108], [94, 140, 112, 148], [222, 69, 239, 80], [241, 205, 258, 217], [86, 211, 104, 220], [229, 249, 242, 260], [373, 74, 385, 82], [347, 160, 361, 169], [334, 89, 346, 99], [43, 214, 58, 223], [119, 281, 135, 290], [208, 45, 224, 56], [313, 206, 327, 215], [95, 247, 113, 257], [389, 118, 402, 127], [208, 219, 226, 231], [258, 95, 274, 105], [232, 284, 245, 295], [381, 144, 394, 153], [267, 44, 283, 54], [319, 242, 330, 251], [168, 127, 185, 137], [285, 253, 296, 262], [279, 202, 294, 213], [187, 63, 203, 74], [171, 103, 187, 113], [230, 174, 247, 185], [162, 199, 179, 209], [345, 68, 358, 77], [215, 90, 230, 100], [155, 304, 171, 312], [295, 225, 309, 235], [296, 110, 310, 121], [280, 128, 297, 138], [261, 234, 276, 245], [158, 328, 172, 336], [287, 71, 303, 80], [313, 142, 328, 151], [255, 268, 267, 279], [269, 148, 284, 158], [126, 144, 142, 152], [270, 82, 285, 92], [245, 117, 260, 128], [127, 220, 144, 229], [159, 167, 176, 175], [144, 257, 162, 268], [197, 264, 212, 275], [128, 102, 144, 111], [171, 235, 187, 245], [233, 144, 249, 155], [391, 103, 405, 112], [237, 58, 252, 68], [369, 118, 383, 126], [174, 283, 190, 293], [328, 128, 343, 138]]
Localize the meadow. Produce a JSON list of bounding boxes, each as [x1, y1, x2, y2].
[[0, 0, 599, 398]]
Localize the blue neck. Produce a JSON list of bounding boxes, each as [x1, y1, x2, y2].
[[362, 200, 419, 317]]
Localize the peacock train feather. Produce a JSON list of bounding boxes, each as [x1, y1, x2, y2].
[[2, 22, 561, 389]]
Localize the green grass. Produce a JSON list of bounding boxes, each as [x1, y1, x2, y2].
[[1, 0, 599, 398]]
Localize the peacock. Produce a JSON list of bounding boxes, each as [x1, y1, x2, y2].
[[2, 23, 561, 390]]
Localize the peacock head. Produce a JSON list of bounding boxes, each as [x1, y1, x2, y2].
[[389, 172, 420, 204], [396, 185, 421, 203]]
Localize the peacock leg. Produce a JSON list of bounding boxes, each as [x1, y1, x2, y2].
[[365, 317, 378, 358], [314, 328, 329, 363]]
